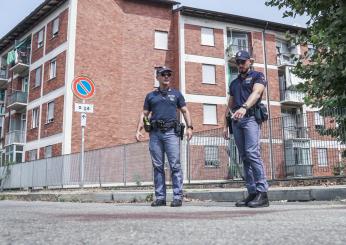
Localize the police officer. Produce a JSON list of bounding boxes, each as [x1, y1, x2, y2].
[[223, 51, 269, 208], [136, 66, 193, 207]]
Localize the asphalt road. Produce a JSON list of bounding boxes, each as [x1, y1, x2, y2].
[[0, 200, 345, 245]]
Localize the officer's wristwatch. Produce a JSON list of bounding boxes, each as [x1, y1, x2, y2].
[[187, 125, 194, 130], [241, 104, 248, 110]]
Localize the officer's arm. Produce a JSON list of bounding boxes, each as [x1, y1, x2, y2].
[[224, 96, 234, 129], [180, 106, 192, 128], [136, 110, 150, 133], [244, 83, 265, 108]]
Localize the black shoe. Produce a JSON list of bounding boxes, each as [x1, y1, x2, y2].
[[235, 193, 257, 207], [248, 192, 269, 208], [170, 199, 182, 207], [151, 199, 166, 207]]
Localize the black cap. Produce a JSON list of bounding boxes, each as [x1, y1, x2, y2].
[[156, 66, 172, 75], [235, 50, 250, 61]]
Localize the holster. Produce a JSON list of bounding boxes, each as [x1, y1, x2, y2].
[[174, 122, 185, 140], [254, 103, 269, 124], [226, 111, 233, 134]]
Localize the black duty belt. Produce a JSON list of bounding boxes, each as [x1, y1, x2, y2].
[[232, 107, 255, 117], [151, 120, 177, 130]]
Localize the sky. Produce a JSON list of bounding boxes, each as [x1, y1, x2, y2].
[[0, 0, 309, 39]]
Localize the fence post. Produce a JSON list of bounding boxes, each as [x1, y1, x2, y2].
[[31, 161, 35, 190], [45, 158, 48, 188], [123, 145, 127, 186], [187, 140, 191, 184], [61, 156, 65, 189]]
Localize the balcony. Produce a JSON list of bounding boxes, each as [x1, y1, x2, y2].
[[5, 130, 26, 146], [7, 91, 28, 111], [280, 89, 305, 105], [0, 68, 7, 87], [8, 50, 30, 76]]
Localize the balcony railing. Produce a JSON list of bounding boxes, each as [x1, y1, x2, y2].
[[7, 91, 28, 110], [9, 50, 30, 75], [277, 53, 299, 66], [286, 165, 313, 177], [5, 130, 26, 145], [280, 89, 305, 104]]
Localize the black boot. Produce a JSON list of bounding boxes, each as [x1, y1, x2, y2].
[[247, 192, 269, 208], [151, 199, 166, 207], [170, 199, 182, 207], [235, 193, 257, 207]]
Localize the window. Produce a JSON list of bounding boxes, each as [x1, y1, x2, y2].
[[47, 101, 54, 123], [154, 31, 168, 50], [228, 65, 238, 89], [45, 145, 53, 158], [203, 104, 217, 125], [29, 150, 37, 161], [228, 31, 249, 54], [38, 29, 44, 48], [202, 64, 216, 84], [49, 59, 57, 79], [314, 111, 325, 129], [22, 76, 29, 92], [32, 107, 39, 129], [201, 27, 214, 46], [35, 66, 42, 87], [317, 148, 328, 167], [205, 146, 219, 167], [52, 18, 59, 37]]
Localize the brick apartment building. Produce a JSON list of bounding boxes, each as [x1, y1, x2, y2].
[[0, 0, 342, 178]]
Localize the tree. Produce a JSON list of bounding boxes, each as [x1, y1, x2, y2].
[[266, 0, 346, 144]]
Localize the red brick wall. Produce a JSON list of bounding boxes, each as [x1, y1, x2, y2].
[[185, 62, 226, 96], [26, 107, 39, 142], [45, 9, 68, 54], [72, 0, 177, 152], [31, 28, 45, 63], [254, 67, 280, 102], [251, 32, 263, 63], [29, 66, 42, 102], [43, 51, 66, 95], [39, 143, 62, 159], [185, 24, 224, 58], [186, 102, 227, 132], [40, 95, 64, 138]]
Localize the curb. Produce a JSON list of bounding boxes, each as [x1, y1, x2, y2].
[[1, 186, 346, 203]]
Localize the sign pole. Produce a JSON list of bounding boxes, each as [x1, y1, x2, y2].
[[71, 76, 95, 188]]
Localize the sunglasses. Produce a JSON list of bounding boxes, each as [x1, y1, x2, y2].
[[236, 60, 246, 65], [160, 73, 172, 77]]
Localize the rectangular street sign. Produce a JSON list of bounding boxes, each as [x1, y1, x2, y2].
[[75, 103, 94, 113]]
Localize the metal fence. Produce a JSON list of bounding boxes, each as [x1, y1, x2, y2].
[[0, 110, 345, 190]]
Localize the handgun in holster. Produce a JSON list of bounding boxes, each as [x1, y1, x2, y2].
[[174, 122, 185, 140], [226, 110, 233, 135]]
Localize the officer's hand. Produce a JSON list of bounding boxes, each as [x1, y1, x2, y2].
[[232, 108, 247, 120], [186, 128, 193, 141], [136, 131, 144, 142], [223, 127, 229, 140]]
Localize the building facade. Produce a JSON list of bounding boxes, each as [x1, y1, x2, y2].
[[0, 0, 343, 178]]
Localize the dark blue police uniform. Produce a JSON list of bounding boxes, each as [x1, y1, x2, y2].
[[229, 70, 269, 194], [144, 88, 186, 201]]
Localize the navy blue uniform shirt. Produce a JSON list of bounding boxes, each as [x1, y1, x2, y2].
[[144, 88, 186, 122], [229, 70, 267, 110]]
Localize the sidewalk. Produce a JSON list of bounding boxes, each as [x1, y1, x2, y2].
[[1, 185, 346, 203]]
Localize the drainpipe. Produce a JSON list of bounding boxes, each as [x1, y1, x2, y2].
[[262, 22, 275, 180]]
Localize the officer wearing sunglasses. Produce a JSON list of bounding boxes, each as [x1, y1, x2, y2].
[[136, 66, 193, 207], [223, 51, 269, 208]]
